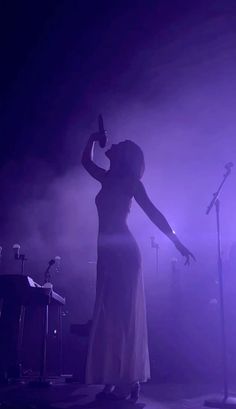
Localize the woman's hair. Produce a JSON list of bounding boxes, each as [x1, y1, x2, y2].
[[119, 140, 145, 180]]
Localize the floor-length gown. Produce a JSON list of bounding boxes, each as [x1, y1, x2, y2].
[[86, 173, 150, 385]]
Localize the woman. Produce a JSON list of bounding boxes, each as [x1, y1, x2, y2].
[[82, 131, 194, 402]]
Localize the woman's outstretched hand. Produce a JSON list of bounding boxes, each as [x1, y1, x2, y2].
[[175, 241, 196, 266]]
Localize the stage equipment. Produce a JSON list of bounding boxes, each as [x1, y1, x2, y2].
[[43, 256, 61, 285], [0, 274, 65, 385], [150, 236, 159, 275], [98, 114, 107, 148], [55, 256, 61, 273], [44, 258, 55, 285], [70, 320, 92, 337], [13, 243, 27, 274], [204, 162, 234, 408], [67, 320, 92, 383]]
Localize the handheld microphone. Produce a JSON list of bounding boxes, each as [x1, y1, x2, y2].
[[98, 114, 107, 148]]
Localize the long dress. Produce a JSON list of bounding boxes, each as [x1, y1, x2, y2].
[[85, 173, 150, 385]]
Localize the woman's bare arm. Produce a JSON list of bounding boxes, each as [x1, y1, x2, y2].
[[81, 133, 106, 182], [134, 180, 195, 264]]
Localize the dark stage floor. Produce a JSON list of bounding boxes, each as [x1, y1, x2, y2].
[[0, 379, 227, 409]]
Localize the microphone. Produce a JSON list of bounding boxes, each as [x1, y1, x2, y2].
[[13, 243, 20, 259], [150, 236, 159, 249], [98, 114, 107, 148], [55, 256, 61, 273]]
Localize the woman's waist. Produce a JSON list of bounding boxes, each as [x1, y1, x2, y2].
[[97, 228, 137, 247], [98, 220, 129, 232]]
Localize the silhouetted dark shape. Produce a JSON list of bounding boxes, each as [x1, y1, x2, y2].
[[81, 132, 194, 400]]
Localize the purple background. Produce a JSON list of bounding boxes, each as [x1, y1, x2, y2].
[[1, 1, 236, 381]]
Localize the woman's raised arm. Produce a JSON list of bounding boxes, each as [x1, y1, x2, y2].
[[134, 180, 195, 265], [81, 133, 106, 182]]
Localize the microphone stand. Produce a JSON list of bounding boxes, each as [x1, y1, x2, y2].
[[30, 259, 55, 387], [205, 163, 234, 408], [19, 254, 27, 275], [13, 244, 27, 275], [151, 236, 159, 275]]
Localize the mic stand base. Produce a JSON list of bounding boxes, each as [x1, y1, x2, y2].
[[205, 396, 236, 408]]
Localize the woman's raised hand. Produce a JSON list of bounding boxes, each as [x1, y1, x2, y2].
[[90, 132, 101, 142]]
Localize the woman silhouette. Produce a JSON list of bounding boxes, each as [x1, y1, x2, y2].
[[82, 131, 194, 401]]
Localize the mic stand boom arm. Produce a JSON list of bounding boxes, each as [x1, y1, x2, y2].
[[206, 163, 233, 215]]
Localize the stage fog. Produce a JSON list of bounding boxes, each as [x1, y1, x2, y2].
[[1, 4, 236, 382]]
